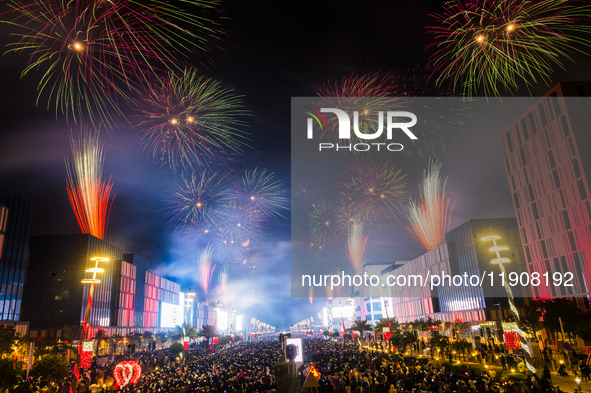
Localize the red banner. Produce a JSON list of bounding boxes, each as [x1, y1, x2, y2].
[[383, 332, 391, 341], [80, 350, 92, 369], [212, 337, 218, 345], [72, 364, 80, 382]]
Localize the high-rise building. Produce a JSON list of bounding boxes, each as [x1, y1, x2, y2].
[[22, 234, 180, 339], [499, 82, 591, 307], [22, 234, 121, 337], [122, 254, 149, 328], [0, 187, 34, 333]]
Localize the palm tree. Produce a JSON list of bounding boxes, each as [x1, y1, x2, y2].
[[93, 329, 108, 356], [170, 323, 199, 343], [200, 325, 218, 353], [400, 331, 418, 354], [373, 318, 399, 335], [169, 323, 200, 361], [350, 320, 372, 342]]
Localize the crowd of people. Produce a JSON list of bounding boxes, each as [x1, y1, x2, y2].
[[299, 339, 566, 393], [9, 336, 578, 393]]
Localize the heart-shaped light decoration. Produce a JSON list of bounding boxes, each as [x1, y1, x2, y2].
[[113, 360, 142, 388]]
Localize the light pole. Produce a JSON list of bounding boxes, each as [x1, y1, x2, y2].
[[230, 308, 236, 335], [482, 235, 535, 374], [184, 290, 196, 325], [494, 302, 503, 343], [213, 300, 221, 327], [80, 255, 109, 368]]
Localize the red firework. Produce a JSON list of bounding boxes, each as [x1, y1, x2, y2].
[[65, 130, 114, 240]]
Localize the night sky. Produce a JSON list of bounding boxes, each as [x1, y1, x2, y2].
[[1, 0, 591, 329]]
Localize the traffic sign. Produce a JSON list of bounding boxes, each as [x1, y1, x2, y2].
[[564, 342, 570, 350], [303, 373, 320, 388], [307, 364, 320, 378]]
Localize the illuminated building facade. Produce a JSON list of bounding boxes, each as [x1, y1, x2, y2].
[[22, 234, 180, 339], [500, 82, 591, 307], [122, 253, 149, 328], [110, 260, 137, 327], [192, 301, 216, 328], [383, 218, 528, 323], [384, 244, 449, 323], [144, 270, 180, 328], [0, 187, 34, 332]]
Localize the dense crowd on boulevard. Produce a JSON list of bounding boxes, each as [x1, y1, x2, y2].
[[9, 336, 578, 393]]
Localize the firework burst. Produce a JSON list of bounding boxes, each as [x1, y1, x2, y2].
[[314, 73, 411, 145], [196, 245, 216, 304], [165, 170, 232, 230], [238, 246, 262, 276], [294, 178, 319, 204], [2, 0, 228, 126], [404, 160, 456, 251], [427, 0, 591, 96], [319, 72, 400, 98], [89, 0, 227, 69], [298, 230, 325, 259], [231, 168, 289, 227], [340, 157, 408, 222], [132, 69, 249, 171], [345, 218, 369, 274], [3, 0, 134, 126], [308, 199, 341, 247], [65, 129, 114, 240]]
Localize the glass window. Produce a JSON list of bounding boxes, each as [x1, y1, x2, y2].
[[578, 180, 588, 200]]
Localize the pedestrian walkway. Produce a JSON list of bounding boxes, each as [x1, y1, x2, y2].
[[424, 355, 589, 393]]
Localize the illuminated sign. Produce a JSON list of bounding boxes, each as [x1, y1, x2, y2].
[[218, 310, 228, 331], [285, 337, 304, 363], [82, 340, 94, 352], [332, 306, 354, 318], [160, 301, 184, 328], [236, 314, 243, 331]]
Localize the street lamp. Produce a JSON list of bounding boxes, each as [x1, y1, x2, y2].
[[81, 256, 109, 337], [482, 235, 535, 374], [80, 255, 109, 368], [230, 308, 236, 334], [213, 300, 221, 327], [184, 290, 196, 324]]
